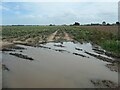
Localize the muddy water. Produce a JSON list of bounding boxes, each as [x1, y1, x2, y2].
[[2, 42, 118, 88], [0, 51, 2, 89]]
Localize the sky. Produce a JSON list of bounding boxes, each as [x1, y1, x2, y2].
[[0, 1, 119, 25]]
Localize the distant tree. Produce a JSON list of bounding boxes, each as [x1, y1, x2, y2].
[[102, 21, 106, 25], [70, 24, 73, 26], [106, 23, 110, 26], [116, 22, 120, 25], [49, 24, 53, 26], [73, 22, 80, 26]]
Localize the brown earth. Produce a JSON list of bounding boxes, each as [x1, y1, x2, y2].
[[80, 26, 118, 35], [0, 41, 14, 50]]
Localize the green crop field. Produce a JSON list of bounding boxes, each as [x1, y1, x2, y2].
[[1, 25, 120, 56]]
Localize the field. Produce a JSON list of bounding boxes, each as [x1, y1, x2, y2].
[[80, 26, 118, 35], [1, 25, 120, 56]]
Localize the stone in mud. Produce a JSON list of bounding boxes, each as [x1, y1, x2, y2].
[[9, 53, 34, 61], [2, 64, 10, 71], [91, 79, 118, 88]]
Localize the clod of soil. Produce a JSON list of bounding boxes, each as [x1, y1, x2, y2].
[[39, 41, 47, 44], [53, 49, 70, 53], [75, 48, 83, 51], [2, 48, 15, 52], [39, 45, 51, 49], [90, 79, 118, 88], [54, 44, 65, 47], [92, 45, 120, 58], [84, 51, 113, 63], [10, 46, 26, 50], [2, 64, 10, 71], [9, 53, 34, 61], [73, 52, 89, 58], [92, 48, 105, 54], [106, 63, 118, 72], [105, 52, 120, 58]]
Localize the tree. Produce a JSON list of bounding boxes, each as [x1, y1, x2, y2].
[[73, 22, 80, 26], [106, 23, 110, 26], [116, 22, 120, 25], [49, 24, 53, 26], [102, 21, 106, 25]]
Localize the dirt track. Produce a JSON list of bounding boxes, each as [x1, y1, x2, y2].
[[47, 31, 58, 42], [64, 32, 73, 41], [0, 41, 14, 50], [47, 30, 73, 42]]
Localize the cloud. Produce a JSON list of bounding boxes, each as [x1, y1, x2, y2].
[[0, 4, 10, 11], [2, 0, 120, 2], [1, 2, 118, 25]]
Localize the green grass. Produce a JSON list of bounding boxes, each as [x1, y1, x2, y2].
[[101, 40, 120, 55], [2, 26, 59, 42]]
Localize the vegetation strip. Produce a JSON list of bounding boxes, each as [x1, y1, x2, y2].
[[9, 53, 34, 61]]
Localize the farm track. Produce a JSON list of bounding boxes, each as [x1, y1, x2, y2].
[[47, 30, 73, 42], [47, 30, 58, 42], [63, 31, 73, 41]]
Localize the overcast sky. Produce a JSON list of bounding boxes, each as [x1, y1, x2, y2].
[[0, 1, 118, 25]]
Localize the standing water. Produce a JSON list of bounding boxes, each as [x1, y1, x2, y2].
[[2, 42, 118, 88]]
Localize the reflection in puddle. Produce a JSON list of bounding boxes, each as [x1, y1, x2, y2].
[[2, 42, 118, 88]]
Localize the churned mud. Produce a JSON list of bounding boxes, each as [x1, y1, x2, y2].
[[1, 31, 119, 88], [90, 79, 118, 88]]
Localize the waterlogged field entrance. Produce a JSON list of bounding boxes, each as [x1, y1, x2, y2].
[[1, 25, 119, 88]]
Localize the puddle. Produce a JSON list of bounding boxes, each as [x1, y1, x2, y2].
[[2, 42, 118, 88], [0, 51, 2, 89]]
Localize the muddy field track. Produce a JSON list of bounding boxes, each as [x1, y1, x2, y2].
[[1, 25, 119, 88]]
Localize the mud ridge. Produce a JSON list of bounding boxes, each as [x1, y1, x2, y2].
[[84, 51, 113, 63], [9, 53, 34, 61], [73, 52, 89, 58]]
